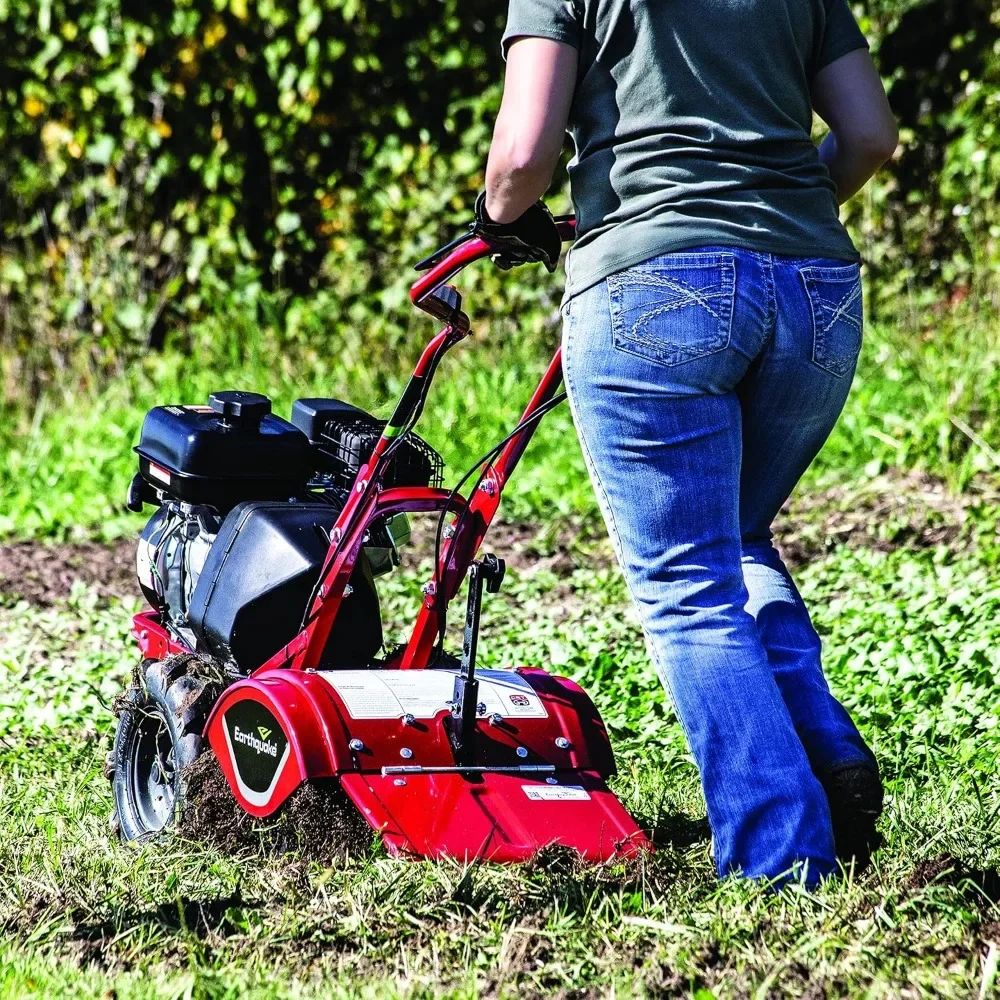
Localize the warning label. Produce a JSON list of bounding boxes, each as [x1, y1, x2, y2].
[[522, 785, 591, 802], [318, 669, 548, 721]]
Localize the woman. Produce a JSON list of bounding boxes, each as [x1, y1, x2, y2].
[[478, 0, 898, 883]]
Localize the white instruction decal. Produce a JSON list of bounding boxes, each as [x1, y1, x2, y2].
[[522, 785, 591, 802], [319, 669, 548, 720]]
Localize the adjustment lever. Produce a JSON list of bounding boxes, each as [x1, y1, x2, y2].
[[446, 553, 506, 765]]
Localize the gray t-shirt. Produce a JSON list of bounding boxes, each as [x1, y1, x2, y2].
[[502, 0, 869, 300]]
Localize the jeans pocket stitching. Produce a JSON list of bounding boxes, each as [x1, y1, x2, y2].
[[620, 270, 728, 322], [608, 258, 735, 367], [801, 266, 863, 379], [819, 280, 862, 337]]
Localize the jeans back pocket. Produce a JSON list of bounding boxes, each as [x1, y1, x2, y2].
[[608, 252, 736, 367], [800, 264, 863, 378]]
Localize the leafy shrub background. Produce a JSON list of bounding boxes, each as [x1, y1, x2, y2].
[[0, 0, 997, 401]]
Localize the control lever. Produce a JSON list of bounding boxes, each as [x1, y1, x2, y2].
[[446, 553, 506, 766], [416, 283, 468, 329]]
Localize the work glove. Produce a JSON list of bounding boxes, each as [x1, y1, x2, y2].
[[471, 192, 562, 273]]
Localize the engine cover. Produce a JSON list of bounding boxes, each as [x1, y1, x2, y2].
[[188, 501, 383, 672]]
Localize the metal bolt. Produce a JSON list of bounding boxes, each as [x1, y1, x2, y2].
[[516, 746, 528, 759], [402, 714, 416, 727], [349, 738, 365, 752], [476, 702, 487, 716], [356, 479, 367, 493], [421, 581, 437, 597], [478, 480, 497, 497], [400, 747, 413, 759], [393, 778, 407, 787], [555, 737, 570, 750], [489, 713, 503, 727], [546, 777, 559, 785], [443, 524, 456, 539], [332, 528, 342, 543], [343, 584, 354, 597]]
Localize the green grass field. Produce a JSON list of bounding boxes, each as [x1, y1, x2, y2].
[[2, 300, 1000, 997]]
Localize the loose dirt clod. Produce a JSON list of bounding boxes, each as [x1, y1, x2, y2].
[[178, 752, 373, 860], [0, 539, 135, 606]]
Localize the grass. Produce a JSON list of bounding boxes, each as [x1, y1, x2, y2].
[[2, 295, 1000, 996], [0, 292, 998, 540], [4, 513, 1000, 997]]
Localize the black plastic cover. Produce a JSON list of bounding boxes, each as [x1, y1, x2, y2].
[[290, 397, 371, 443], [136, 396, 312, 509], [188, 501, 383, 672]]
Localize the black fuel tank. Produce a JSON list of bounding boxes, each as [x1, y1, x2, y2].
[[136, 391, 312, 510], [188, 501, 383, 672]]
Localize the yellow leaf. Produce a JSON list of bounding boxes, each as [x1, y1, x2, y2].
[[230, 0, 249, 21], [153, 120, 172, 139], [41, 120, 72, 154], [178, 41, 197, 64], [22, 97, 45, 118], [203, 16, 227, 49]]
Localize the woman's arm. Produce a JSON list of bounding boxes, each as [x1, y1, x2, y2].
[[485, 37, 578, 223], [812, 49, 898, 204]]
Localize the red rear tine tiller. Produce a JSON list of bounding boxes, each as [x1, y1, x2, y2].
[[108, 208, 651, 862]]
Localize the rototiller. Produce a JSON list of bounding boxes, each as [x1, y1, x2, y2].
[[108, 208, 651, 862]]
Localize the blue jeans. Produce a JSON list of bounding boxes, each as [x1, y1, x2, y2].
[[562, 247, 875, 884]]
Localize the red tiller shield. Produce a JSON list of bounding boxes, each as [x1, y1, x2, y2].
[[205, 665, 652, 863], [341, 770, 649, 863]]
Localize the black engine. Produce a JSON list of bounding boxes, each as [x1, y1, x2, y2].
[[131, 390, 439, 673]]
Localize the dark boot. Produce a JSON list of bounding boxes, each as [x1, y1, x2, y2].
[[823, 763, 884, 869]]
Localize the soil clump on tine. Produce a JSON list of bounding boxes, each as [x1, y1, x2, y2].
[[178, 752, 373, 859]]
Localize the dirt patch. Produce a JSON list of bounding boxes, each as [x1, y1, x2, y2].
[[0, 538, 135, 606], [403, 513, 609, 577], [776, 470, 995, 570], [904, 853, 1000, 906], [178, 752, 372, 860], [0, 471, 988, 612]]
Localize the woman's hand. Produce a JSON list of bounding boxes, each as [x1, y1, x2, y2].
[[812, 49, 899, 204], [485, 37, 578, 224]]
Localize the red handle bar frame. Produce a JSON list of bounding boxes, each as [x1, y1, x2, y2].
[[136, 217, 579, 674]]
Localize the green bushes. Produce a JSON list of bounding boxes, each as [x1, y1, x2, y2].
[[0, 0, 998, 399]]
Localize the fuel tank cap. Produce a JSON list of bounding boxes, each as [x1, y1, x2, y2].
[[209, 391, 272, 430]]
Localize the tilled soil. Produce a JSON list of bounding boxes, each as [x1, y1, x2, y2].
[[0, 538, 136, 607], [178, 753, 373, 860], [1, 470, 991, 608]]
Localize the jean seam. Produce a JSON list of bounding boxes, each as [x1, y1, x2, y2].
[[765, 254, 777, 341]]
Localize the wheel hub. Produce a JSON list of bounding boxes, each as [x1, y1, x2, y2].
[[128, 710, 176, 833]]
